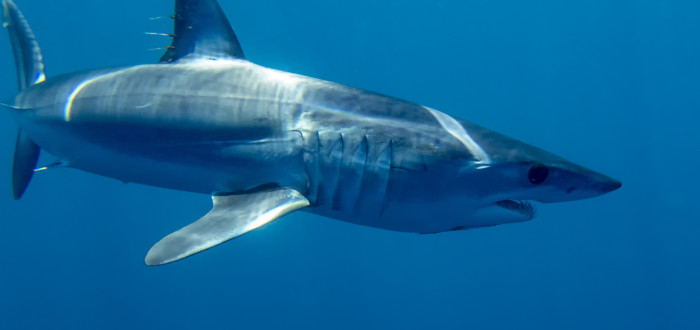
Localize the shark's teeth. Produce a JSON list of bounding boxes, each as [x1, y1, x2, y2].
[[496, 199, 536, 219]]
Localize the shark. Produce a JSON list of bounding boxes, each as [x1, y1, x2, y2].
[[2, 0, 620, 265]]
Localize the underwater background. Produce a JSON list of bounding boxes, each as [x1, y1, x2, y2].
[[0, 0, 698, 329]]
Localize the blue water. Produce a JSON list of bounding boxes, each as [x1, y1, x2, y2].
[[1, 0, 698, 329]]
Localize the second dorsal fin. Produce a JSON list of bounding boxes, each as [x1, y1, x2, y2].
[[160, 0, 245, 63]]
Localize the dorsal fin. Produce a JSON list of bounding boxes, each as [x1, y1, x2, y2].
[[160, 0, 245, 63]]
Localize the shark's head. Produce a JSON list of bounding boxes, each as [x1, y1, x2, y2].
[[375, 117, 621, 233], [449, 120, 621, 227]]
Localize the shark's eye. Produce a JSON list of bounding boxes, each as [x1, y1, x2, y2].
[[528, 163, 549, 185]]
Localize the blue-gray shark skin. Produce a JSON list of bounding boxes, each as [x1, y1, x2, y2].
[[2, 0, 620, 265]]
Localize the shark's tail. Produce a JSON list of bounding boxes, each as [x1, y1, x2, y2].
[[3, 0, 44, 199]]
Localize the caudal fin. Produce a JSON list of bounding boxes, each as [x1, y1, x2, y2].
[[12, 130, 39, 199], [3, 0, 44, 199]]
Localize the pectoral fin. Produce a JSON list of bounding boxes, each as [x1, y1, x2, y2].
[[145, 187, 309, 266]]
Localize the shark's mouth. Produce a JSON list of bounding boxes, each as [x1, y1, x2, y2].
[[496, 200, 536, 219]]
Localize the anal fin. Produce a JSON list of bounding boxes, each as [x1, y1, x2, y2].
[[145, 187, 309, 266], [12, 129, 40, 199]]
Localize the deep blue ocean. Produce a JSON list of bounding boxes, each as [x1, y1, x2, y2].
[[1, 0, 698, 329]]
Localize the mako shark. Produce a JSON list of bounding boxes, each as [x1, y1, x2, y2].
[[3, 0, 620, 265]]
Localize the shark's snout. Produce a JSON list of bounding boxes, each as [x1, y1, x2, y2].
[[533, 165, 622, 204], [572, 166, 622, 196], [594, 176, 622, 194]]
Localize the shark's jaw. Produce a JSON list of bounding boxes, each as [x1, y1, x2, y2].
[[496, 199, 537, 220]]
